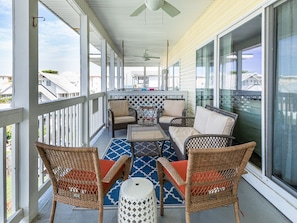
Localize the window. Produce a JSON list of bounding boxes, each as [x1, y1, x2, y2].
[[124, 66, 160, 89], [272, 0, 297, 193], [219, 15, 262, 168], [46, 80, 51, 86], [196, 41, 214, 107], [168, 62, 180, 90]]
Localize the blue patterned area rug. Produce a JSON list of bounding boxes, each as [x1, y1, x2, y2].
[[103, 138, 184, 207]]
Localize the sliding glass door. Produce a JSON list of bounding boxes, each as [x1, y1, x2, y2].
[[272, 0, 297, 192], [219, 15, 262, 167]]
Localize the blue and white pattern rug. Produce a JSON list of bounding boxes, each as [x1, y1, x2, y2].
[[103, 138, 184, 207]]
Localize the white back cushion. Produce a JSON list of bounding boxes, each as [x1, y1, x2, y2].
[[163, 100, 185, 117], [193, 106, 210, 133], [108, 100, 129, 117], [205, 113, 234, 134], [193, 106, 235, 135]]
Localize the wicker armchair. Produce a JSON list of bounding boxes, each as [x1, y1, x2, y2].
[[157, 99, 186, 130], [157, 141, 256, 223], [108, 99, 137, 137], [35, 142, 131, 223]]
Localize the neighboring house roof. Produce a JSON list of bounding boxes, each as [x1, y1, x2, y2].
[[38, 85, 58, 101], [0, 84, 12, 95], [60, 71, 80, 86], [242, 72, 262, 81], [39, 72, 79, 93]]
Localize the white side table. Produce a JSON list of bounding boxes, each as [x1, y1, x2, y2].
[[118, 177, 157, 223]]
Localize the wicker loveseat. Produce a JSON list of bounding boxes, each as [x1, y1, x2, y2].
[[169, 105, 238, 160]]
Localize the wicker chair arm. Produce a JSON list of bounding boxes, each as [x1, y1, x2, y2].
[[128, 107, 136, 113], [170, 117, 195, 127], [157, 157, 185, 186], [108, 109, 115, 120], [102, 155, 131, 183], [156, 108, 164, 122]]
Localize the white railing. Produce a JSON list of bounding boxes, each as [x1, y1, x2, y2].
[[0, 108, 24, 223], [0, 92, 106, 223]]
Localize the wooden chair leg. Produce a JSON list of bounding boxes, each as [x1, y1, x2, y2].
[[160, 180, 164, 216], [234, 201, 241, 223], [156, 162, 164, 216], [98, 205, 103, 223], [185, 211, 191, 223], [49, 200, 57, 223]]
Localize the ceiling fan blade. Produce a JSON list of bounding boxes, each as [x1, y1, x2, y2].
[[162, 1, 180, 17], [130, 4, 146, 17], [148, 56, 160, 59]]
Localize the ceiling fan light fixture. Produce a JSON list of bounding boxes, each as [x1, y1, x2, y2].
[[145, 0, 164, 11]]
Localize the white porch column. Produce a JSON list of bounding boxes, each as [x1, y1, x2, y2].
[[101, 39, 107, 122], [117, 57, 121, 89], [14, 0, 39, 221], [80, 15, 90, 146], [109, 50, 115, 90], [121, 59, 125, 89], [101, 39, 107, 92]]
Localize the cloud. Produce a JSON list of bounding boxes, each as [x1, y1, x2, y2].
[[38, 6, 80, 73], [0, 1, 81, 74]]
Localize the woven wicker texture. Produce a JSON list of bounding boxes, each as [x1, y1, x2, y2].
[[35, 142, 131, 223], [184, 134, 234, 159], [108, 99, 138, 137], [157, 141, 256, 223]]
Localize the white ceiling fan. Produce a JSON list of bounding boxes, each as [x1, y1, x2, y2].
[[130, 0, 180, 17], [134, 49, 161, 61]]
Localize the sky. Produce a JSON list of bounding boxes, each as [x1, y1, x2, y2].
[[0, 0, 81, 75]]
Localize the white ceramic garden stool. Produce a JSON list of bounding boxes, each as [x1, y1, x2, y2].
[[118, 177, 157, 223]]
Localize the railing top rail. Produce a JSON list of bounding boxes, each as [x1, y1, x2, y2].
[[37, 96, 85, 115], [0, 107, 23, 127]]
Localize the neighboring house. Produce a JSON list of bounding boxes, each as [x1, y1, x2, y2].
[[242, 72, 262, 91], [0, 74, 12, 84], [38, 72, 80, 102], [0, 74, 12, 109], [196, 72, 262, 91]]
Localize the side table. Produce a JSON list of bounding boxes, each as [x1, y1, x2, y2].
[[118, 177, 157, 223]]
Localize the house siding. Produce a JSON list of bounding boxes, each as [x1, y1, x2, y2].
[[165, 0, 264, 115]]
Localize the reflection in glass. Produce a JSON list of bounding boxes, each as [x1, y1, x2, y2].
[[273, 0, 297, 191], [219, 15, 262, 168], [196, 41, 214, 107]]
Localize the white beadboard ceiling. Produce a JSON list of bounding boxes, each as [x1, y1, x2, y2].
[[41, 0, 215, 67]]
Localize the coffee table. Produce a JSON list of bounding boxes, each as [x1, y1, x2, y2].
[[127, 124, 169, 159]]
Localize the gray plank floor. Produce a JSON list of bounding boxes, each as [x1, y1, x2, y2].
[[32, 128, 291, 223]]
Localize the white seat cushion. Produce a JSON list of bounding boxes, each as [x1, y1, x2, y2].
[[169, 126, 200, 155], [114, 116, 136, 124], [159, 116, 176, 124]]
